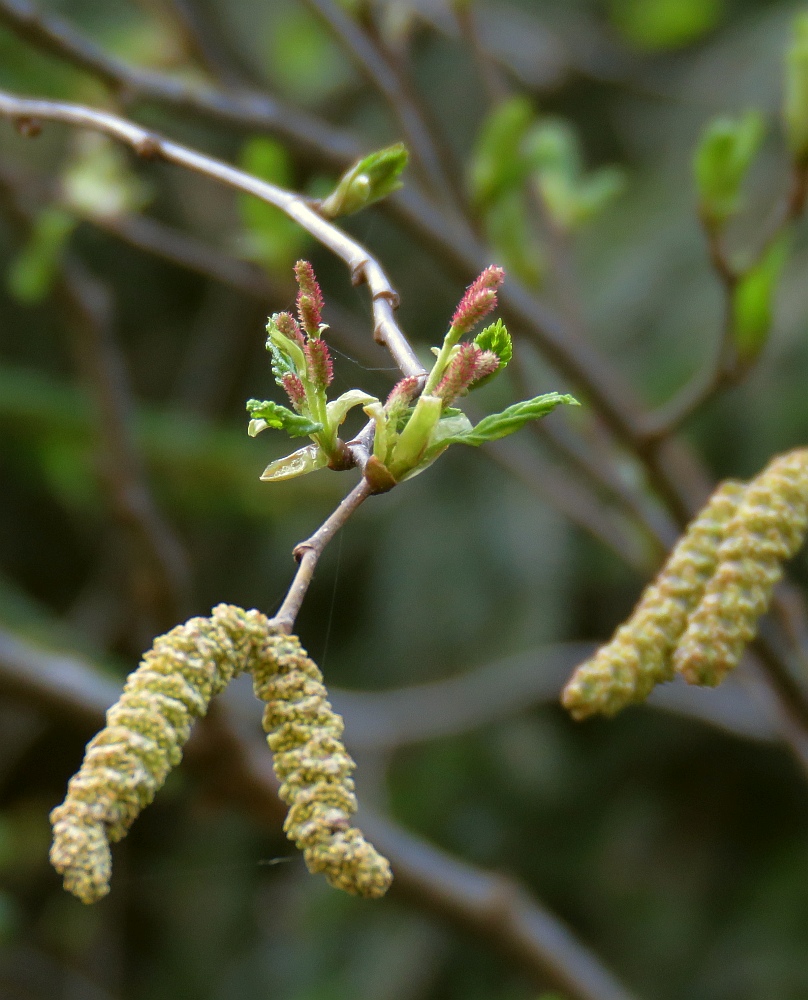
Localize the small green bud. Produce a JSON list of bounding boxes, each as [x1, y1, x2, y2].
[[694, 111, 765, 225], [732, 236, 789, 364], [784, 13, 808, 164], [320, 143, 409, 218]]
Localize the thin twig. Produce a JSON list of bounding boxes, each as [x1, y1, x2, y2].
[[640, 164, 808, 442], [271, 478, 372, 632], [0, 0, 362, 166], [0, 90, 425, 380]]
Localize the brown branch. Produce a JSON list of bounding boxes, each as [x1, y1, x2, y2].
[[0, 0, 651, 455], [0, 0, 362, 166], [640, 163, 808, 442], [271, 478, 372, 633], [0, 90, 425, 380]]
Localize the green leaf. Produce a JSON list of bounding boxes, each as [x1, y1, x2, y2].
[[732, 238, 789, 364], [320, 143, 409, 218], [474, 319, 513, 367], [430, 393, 578, 450], [246, 399, 323, 438], [260, 443, 328, 482], [326, 390, 379, 429], [469, 97, 535, 207], [609, 0, 725, 51], [785, 13, 808, 164], [527, 121, 624, 230], [694, 111, 765, 224], [387, 393, 443, 479], [6, 206, 76, 304], [394, 411, 474, 483], [482, 189, 544, 287]]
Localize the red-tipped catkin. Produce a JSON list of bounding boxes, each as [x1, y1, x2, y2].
[[294, 260, 325, 337], [562, 481, 746, 719], [436, 343, 483, 404], [450, 265, 505, 336], [305, 338, 334, 389], [281, 373, 306, 411], [275, 311, 306, 346], [674, 448, 808, 686]]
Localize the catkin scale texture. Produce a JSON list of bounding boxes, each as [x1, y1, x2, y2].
[[50, 605, 391, 904], [562, 481, 745, 719], [252, 632, 392, 899], [674, 449, 808, 686]]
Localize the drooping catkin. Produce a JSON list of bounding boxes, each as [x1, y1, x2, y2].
[[562, 480, 746, 719], [252, 632, 392, 899], [50, 605, 391, 903], [49, 604, 267, 904], [674, 448, 808, 686]]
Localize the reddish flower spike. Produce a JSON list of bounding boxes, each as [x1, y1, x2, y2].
[[385, 376, 420, 409], [471, 350, 501, 384], [305, 338, 334, 389], [294, 260, 325, 337], [450, 266, 505, 336], [436, 343, 482, 404], [275, 312, 305, 347], [281, 373, 306, 411]]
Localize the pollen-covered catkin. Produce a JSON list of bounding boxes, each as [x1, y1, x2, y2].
[[674, 448, 808, 686], [251, 632, 392, 899], [50, 605, 391, 904], [49, 604, 268, 904], [562, 480, 746, 719]]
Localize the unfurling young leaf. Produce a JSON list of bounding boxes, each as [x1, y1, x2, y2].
[[732, 237, 789, 364], [527, 120, 626, 230], [320, 143, 409, 218], [245, 399, 323, 438], [428, 393, 579, 451], [694, 110, 765, 225], [474, 319, 513, 369], [785, 12, 808, 164], [260, 443, 329, 482]]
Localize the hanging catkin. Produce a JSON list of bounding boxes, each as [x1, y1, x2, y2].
[[252, 632, 392, 898], [50, 605, 391, 903], [674, 448, 808, 686], [562, 481, 746, 719]]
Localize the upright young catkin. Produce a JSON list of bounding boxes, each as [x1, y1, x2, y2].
[[674, 448, 808, 686], [50, 604, 391, 903], [562, 481, 745, 719]]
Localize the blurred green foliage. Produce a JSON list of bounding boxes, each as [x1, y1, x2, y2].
[[0, 1, 808, 1000]]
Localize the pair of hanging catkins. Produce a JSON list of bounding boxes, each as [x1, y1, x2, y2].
[[563, 448, 808, 719], [50, 604, 392, 904]]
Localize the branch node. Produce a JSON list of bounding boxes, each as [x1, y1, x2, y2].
[[135, 134, 164, 160], [14, 115, 41, 137]]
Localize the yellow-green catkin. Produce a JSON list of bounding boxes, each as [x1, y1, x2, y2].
[[50, 604, 267, 904], [674, 448, 808, 687], [50, 604, 391, 903], [252, 632, 392, 899], [562, 481, 746, 719]]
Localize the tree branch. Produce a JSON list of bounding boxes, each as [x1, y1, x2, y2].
[[0, 90, 425, 380]]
